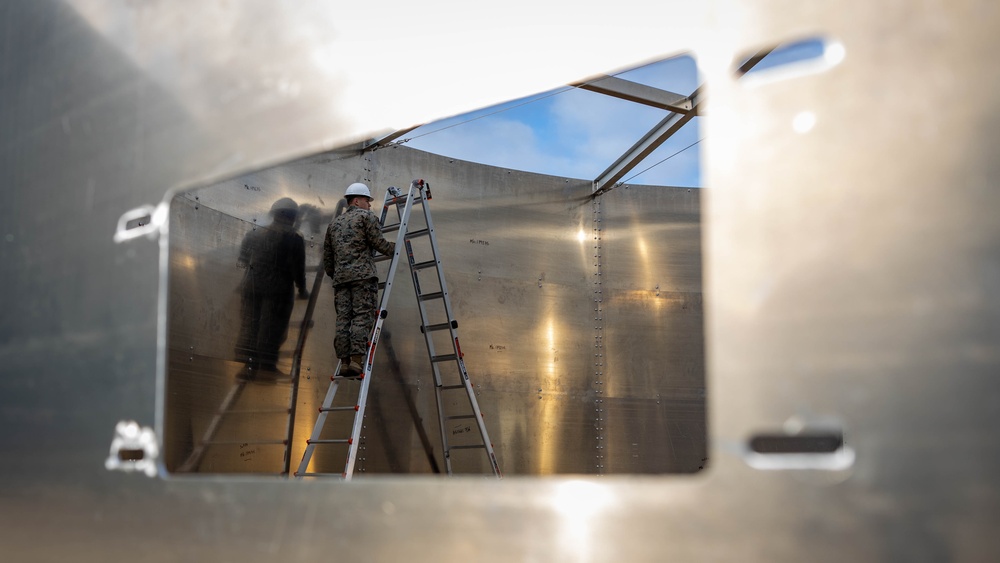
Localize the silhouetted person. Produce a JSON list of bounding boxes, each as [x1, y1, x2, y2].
[[235, 197, 308, 382]]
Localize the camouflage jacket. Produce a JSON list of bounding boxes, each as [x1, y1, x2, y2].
[[323, 205, 395, 286]]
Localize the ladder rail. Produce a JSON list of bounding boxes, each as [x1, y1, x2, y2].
[[407, 189, 458, 474], [407, 181, 501, 477], [454, 342, 502, 476], [295, 364, 345, 476], [295, 181, 417, 479], [401, 223, 453, 473], [295, 179, 500, 479], [342, 182, 417, 478]]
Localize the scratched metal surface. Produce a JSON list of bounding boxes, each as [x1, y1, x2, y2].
[[2, 0, 999, 561]]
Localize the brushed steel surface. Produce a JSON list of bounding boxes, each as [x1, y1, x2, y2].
[[2, 0, 999, 561], [163, 146, 704, 477]]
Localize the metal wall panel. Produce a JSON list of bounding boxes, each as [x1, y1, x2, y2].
[[161, 145, 703, 477], [601, 186, 705, 474]]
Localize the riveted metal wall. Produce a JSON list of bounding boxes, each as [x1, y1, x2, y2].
[[160, 145, 704, 477]]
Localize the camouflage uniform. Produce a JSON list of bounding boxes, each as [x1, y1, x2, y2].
[[324, 205, 395, 359]]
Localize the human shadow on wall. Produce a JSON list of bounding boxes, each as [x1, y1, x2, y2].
[[233, 198, 310, 382]]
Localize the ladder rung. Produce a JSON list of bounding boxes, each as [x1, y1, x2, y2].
[[296, 186, 501, 480], [204, 439, 287, 446], [391, 196, 423, 207], [319, 406, 358, 413], [421, 320, 457, 333], [221, 408, 290, 415]]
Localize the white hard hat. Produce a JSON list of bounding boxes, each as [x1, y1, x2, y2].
[[345, 182, 372, 200]]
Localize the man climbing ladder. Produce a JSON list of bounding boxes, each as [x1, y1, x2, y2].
[[296, 179, 502, 479], [324, 182, 395, 378]]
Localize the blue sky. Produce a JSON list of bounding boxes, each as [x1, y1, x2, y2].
[[403, 40, 825, 188]]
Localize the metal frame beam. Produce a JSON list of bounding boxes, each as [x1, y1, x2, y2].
[[372, 50, 773, 191], [735, 47, 775, 76], [589, 48, 773, 196], [571, 75, 693, 113], [592, 88, 702, 196]]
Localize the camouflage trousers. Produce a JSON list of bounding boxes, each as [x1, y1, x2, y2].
[[334, 278, 379, 359]]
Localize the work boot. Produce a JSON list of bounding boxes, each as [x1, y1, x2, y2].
[[347, 354, 365, 378], [339, 357, 360, 378]]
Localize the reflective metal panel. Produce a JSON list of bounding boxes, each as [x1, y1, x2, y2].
[[163, 145, 705, 476], [601, 186, 705, 473]]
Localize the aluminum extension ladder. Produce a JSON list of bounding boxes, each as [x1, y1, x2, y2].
[[295, 179, 502, 479]]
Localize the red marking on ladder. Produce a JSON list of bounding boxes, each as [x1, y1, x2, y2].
[[455, 337, 464, 358], [348, 438, 353, 445], [367, 333, 378, 365], [354, 405, 360, 411]]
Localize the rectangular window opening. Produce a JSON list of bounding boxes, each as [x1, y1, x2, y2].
[[160, 52, 706, 478]]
